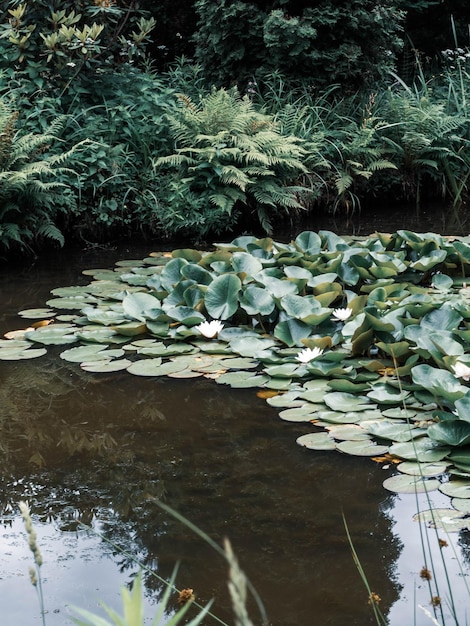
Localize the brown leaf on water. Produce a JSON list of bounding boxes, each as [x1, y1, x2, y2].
[[31, 319, 54, 329], [371, 453, 401, 464], [257, 390, 281, 399]]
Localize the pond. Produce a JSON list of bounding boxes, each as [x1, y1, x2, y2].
[[1, 206, 470, 626]]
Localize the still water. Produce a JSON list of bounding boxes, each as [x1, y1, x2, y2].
[[1, 215, 470, 625]]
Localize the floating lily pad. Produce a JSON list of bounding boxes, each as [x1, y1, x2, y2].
[[0, 347, 47, 360], [266, 392, 304, 408], [382, 474, 440, 494], [317, 410, 363, 425], [126, 358, 163, 376], [389, 439, 450, 462], [278, 405, 322, 422], [323, 392, 371, 412], [81, 358, 133, 372], [46, 297, 94, 310], [18, 308, 56, 319], [25, 326, 78, 345], [60, 344, 111, 362], [336, 440, 389, 456], [326, 424, 370, 441], [215, 371, 269, 388], [167, 369, 204, 379], [192, 341, 234, 355], [439, 480, 470, 499], [397, 462, 448, 477], [381, 407, 417, 419], [138, 343, 196, 357], [218, 357, 258, 370], [451, 497, 470, 513], [413, 508, 469, 531], [0, 339, 31, 348], [296, 432, 336, 450], [365, 422, 424, 443], [75, 329, 128, 344]]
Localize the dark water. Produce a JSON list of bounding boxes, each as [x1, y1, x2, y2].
[[1, 215, 470, 625]]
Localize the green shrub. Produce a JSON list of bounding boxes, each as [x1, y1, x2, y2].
[[193, 0, 405, 88], [0, 99, 84, 252], [154, 87, 309, 238]]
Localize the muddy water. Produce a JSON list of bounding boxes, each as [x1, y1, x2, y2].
[[1, 225, 469, 625]]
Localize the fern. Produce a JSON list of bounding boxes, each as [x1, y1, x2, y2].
[[155, 87, 309, 236], [0, 98, 82, 251]]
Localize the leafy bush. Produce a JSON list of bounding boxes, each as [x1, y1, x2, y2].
[[0, 99, 84, 252], [154, 87, 309, 238], [193, 0, 405, 88]]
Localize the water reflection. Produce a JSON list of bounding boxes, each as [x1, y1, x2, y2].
[[0, 236, 468, 625], [1, 341, 400, 625]]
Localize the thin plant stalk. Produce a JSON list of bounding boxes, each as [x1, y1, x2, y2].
[[19, 501, 46, 626]]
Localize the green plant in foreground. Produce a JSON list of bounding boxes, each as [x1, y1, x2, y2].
[[19, 497, 262, 626], [155, 87, 309, 237]]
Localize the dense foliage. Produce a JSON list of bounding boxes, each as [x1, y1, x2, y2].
[[1, 1, 470, 254], [193, 0, 405, 88]]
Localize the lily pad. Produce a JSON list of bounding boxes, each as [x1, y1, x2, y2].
[[323, 392, 371, 412], [326, 424, 370, 441], [0, 347, 48, 360], [336, 440, 389, 456], [382, 474, 440, 494], [439, 480, 470, 499], [215, 371, 269, 388], [451, 497, 470, 513], [389, 439, 450, 462], [278, 405, 322, 422], [126, 358, 163, 376], [413, 508, 469, 531], [60, 344, 111, 362], [25, 326, 78, 345], [18, 308, 56, 319], [397, 462, 448, 477], [81, 358, 132, 373], [296, 432, 336, 450]]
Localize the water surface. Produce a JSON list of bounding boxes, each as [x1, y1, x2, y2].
[[1, 229, 469, 625]]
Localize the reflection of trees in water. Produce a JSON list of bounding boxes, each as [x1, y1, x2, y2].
[[0, 360, 402, 625]]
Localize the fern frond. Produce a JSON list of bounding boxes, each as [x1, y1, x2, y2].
[[335, 173, 354, 194]]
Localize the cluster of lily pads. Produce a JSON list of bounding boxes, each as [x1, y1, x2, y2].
[[5, 229, 470, 529]]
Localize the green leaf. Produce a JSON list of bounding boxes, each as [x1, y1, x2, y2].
[[366, 421, 423, 442], [383, 474, 440, 494], [296, 432, 336, 450], [428, 421, 470, 447], [389, 438, 450, 462], [323, 392, 371, 412], [397, 461, 448, 477], [439, 480, 470, 499], [411, 364, 467, 402], [122, 292, 162, 322], [294, 230, 322, 254], [25, 326, 77, 345], [204, 273, 242, 320], [274, 319, 312, 347], [413, 509, 469, 532], [239, 285, 275, 316], [336, 440, 389, 456], [366, 384, 410, 404]]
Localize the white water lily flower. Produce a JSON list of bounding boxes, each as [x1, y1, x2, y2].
[[296, 346, 324, 363], [195, 320, 224, 338], [332, 307, 352, 321], [453, 361, 470, 381]]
